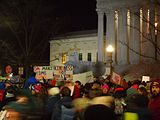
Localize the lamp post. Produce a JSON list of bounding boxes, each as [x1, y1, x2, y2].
[[155, 22, 158, 61], [106, 45, 114, 75]]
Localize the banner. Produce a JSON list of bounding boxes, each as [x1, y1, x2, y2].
[[73, 71, 93, 85]]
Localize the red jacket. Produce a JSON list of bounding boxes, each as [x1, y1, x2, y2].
[[72, 85, 80, 99], [148, 95, 160, 120]]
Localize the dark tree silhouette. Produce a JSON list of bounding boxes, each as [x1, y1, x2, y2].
[[0, 0, 68, 78]]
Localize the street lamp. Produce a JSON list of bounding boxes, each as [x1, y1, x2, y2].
[[155, 22, 158, 61], [106, 44, 114, 75]]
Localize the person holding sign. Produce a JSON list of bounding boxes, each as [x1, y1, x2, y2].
[[3, 65, 19, 87]]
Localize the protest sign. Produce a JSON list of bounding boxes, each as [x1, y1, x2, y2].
[[112, 72, 122, 85], [34, 66, 54, 80]]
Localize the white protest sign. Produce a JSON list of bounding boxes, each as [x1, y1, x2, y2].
[[112, 72, 122, 85], [142, 76, 150, 82], [34, 66, 54, 79]]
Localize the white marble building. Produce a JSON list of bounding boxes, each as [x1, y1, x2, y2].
[[97, 0, 160, 65], [50, 0, 160, 75], [50, 30, 98, 66]]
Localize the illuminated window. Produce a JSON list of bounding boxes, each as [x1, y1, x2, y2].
[[18, 67, 24, 75], [87, 53, 92, 61], [62, 53, 67, 64], [79, 53, 82, 61]]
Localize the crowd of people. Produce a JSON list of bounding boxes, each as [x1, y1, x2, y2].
[[0, 65, 160, 120]]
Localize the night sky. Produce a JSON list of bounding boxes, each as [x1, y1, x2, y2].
[[55, 0, 97, 34], [0, 0, 98, 67]]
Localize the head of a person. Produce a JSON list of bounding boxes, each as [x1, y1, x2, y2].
[[150, 79, 160, 97], [126, 87, 138, 97], [75, 80, 81, 88], [114, 86, 126, 98], [48, 87, 60, 96], [101, 84, 110, 94], [5, 65, 12, 75], [64, 80, 73, 87], [60, 86, 71, 97], [88, 89, 103, 99], [138, 86, 148, 96], [92, 81, 101, 89]]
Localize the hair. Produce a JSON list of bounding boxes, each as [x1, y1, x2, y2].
[[75, 81, 81, 86], [5, 65, 12, 68], [60, 87, 71, 97], [93, 81, 101, 85]]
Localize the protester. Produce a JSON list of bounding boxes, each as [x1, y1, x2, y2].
[[64, 80, 80, 99], [3, 89, 42, 120], [138, 86, 148, 97], [4, 65, 13, 79], [113, 86, 126, 119], [23, 73, 38, 89], [148, 79, 160, 120], [51, 86, 77, 120], [101, 84, 110, 96], [91, 81, 101, 90], [45, 87, 60, 119], [4, 65, 19, 86], [75, 80, 83, 97]]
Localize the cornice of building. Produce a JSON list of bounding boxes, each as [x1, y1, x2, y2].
[[50, 29, 97, 43], [96, 0, 150, 12]]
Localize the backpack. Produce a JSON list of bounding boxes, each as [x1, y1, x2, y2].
[[61, 105, 76, 120]]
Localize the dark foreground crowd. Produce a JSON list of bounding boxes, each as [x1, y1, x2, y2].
[[0, 65, 160, 120]]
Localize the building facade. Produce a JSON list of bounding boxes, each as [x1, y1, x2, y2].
[[50, 0, 160, 76], [50, 30, 98, 66], [97, 0, 160, 64]]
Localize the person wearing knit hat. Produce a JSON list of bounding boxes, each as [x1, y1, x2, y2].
[[101, 84, 110, 96], [126, 88, 138, 96], [148, 79, 160, 120]]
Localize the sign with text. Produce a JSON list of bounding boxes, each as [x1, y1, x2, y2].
[[34, 66, 54, 80]]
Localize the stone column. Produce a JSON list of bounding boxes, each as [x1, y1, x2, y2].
[[157, 3, 160, 60], [97, 11, 104, 62], [141, 7, 151, 63], [149, 3, 156, 62], [117, 8, 128, 65], [106, 10, 115, 64], [130, 7, 140, 64]]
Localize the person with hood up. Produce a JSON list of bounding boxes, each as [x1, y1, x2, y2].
[[148, 79, 160, 120]]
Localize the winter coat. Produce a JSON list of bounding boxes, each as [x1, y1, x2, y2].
[[148, 95, 160, 120], [45, 94, 60, 118], [51, 96, 76, 120], [23, 76, 38, 89], [125, 94, 151, 120]]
